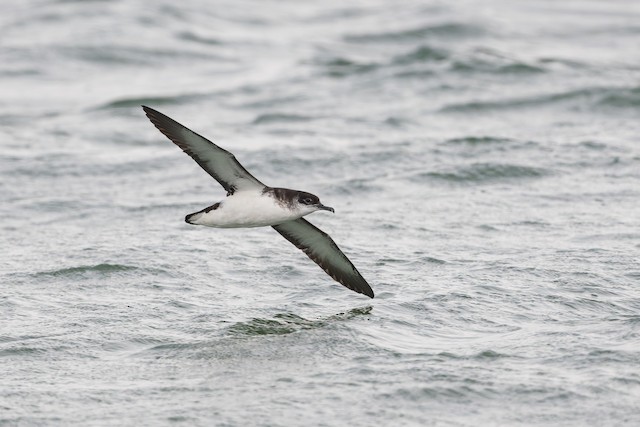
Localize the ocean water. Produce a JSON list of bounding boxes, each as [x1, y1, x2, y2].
[[2, 0, 640, 425]]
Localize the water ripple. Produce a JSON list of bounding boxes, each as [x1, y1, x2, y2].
[[34, 263, 139, 277], [441, 86, 640, 113], [344, 22, 486, 43], [416, 163, 550, 184]]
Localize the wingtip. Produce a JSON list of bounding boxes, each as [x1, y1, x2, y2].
[[142, 106, 167, 131], [355, 274, 375, 298], [353, 279, 374, 298]]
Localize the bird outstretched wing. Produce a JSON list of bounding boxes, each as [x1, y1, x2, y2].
[[273, 218, 374, 298], [143, 106, 264, 194]]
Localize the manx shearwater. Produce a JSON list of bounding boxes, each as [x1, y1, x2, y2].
[[142, 106, 374, 298]]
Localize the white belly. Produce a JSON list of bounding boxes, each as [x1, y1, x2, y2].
[[187, 190, 302, 228]]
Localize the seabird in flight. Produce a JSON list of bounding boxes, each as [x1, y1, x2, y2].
[[142, 106, 374, 298]]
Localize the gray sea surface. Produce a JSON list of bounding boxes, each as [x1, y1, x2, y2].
[[2, 0, 640, 425]]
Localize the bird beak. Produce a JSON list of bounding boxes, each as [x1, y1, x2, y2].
[[317, 204, 335, 213]]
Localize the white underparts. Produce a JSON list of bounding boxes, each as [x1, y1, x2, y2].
[[187, 190, 316, 228]]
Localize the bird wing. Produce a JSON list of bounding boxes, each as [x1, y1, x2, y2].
[[272, 218, 374, 298], [142, 106, 265, 194]]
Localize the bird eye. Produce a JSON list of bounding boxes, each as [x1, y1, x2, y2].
[[303, 198, 313, 204]]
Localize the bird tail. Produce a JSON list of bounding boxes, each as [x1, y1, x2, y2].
[[185, 202, 221, 225]]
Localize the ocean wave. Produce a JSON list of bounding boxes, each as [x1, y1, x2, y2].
[[94, 93, 207, 110], [451, 60, 546, 75], [393, 45, 449, 65], [59, 45, 222, 65], [441, 86, 640, 112], [312, 55, 380, 78], [176, 30, 222, 46], [318, 44, 544, 80], [444, 136, 515, 146], [252, 113, 315, 125], [416, 163, 549, 184], [344, 22, 485, 43], [227, 313, 322, 336], [35, 263, 139, 277], [333, 178, 382, 195], [227, 307, 372, 337]]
